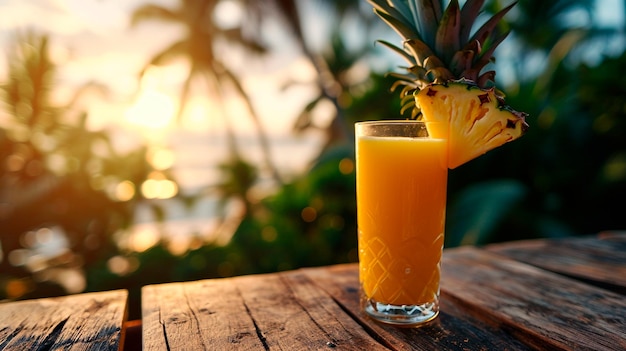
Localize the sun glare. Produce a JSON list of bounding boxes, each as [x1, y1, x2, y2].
[[125, 89, 176, 129]]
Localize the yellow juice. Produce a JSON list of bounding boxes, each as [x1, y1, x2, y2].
[[356, 135, 447, 306]]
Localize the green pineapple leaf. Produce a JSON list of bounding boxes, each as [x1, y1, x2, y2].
[[468, 1, 516, 53], [459, 0, 486, 43], [413, 0, 444, 48], [436, 0, 462, 64]]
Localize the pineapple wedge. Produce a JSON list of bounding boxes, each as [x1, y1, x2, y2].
[[416, 82, 528, 169]]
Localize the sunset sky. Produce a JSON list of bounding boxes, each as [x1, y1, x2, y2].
[[0, 0, 336, 253], [0, 0, 322, 149], [0, 0, 623, 181]]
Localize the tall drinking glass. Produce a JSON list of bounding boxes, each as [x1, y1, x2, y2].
[[355, 120, 447, 326]]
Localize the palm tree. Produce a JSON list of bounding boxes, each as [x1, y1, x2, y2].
[[0, 30, 158, 298], [265, 0, 369, 153], [130, 0, 282, 185]]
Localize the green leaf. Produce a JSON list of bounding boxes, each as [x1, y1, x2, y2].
[[468, 1, 516, 48], [450, 48, 476, 76], [373, 8, 421, 41], [389, 0, 418, 29], [377, 40, 416, 65], [471, 29, 510, 76], [459, 0, 486, 43], [435, 0, 461, 64], [446, 179, 527, 247], [413, 0, 443, 48], [404, 38, 436, 66]]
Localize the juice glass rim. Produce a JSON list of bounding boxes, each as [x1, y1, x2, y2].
[[355, 120, 444, 139]]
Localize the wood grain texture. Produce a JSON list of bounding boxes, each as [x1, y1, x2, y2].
[[140, 234, 626, 350], [142, 271, 385, 350], [239, 271, 386, 350], [0, 290, 127, 351], [485, 233, 626, 293], [442, 246, 626, 351], [303, 264, 532, 351], [142, 277, 265, 350]]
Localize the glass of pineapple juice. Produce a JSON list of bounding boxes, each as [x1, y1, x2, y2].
[[355, 120, 447, 326]]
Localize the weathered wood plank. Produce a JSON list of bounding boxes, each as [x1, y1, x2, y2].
[[485, 233, 626, 293], [142, 278, 265, 350], [238, 271, 387, 350], [141, 236, 626, 350], [0, 290, 127, 351], [282, 271, 389, 350], [143, 271, 385, 350], [442, 247, 626, 351], [302, 264, 532, 351]]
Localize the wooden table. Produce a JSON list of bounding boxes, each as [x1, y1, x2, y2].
[[141, 232, 626, 350], [0, 290, 127, 350], [1, 233, 624, 350]]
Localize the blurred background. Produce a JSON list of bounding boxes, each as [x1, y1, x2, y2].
[[1, 0, 625, 318]]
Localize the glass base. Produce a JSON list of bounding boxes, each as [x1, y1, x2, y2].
[[363, 298, 439, 326]]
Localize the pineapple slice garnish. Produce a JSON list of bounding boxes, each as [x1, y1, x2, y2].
[[416, 81, 528, 169]]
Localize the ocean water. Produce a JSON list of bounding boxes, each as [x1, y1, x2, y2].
[[122, 130, 324, 253]]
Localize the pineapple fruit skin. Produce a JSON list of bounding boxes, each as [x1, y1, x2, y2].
[[416, 82, 528, 169]]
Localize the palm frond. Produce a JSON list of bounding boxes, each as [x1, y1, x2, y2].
[[130, 4, 179, 27]]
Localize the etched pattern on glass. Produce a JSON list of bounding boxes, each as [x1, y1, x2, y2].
[[361, 233, 443, 306]]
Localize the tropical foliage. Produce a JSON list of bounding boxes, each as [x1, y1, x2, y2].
[[0, 31, 168, 300], [130, 0, 282, 184]]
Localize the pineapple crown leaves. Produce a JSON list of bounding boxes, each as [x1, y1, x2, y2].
[[367, 0, 518, 116]]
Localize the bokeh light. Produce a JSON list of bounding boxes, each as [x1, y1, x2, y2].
[[107, 255, 140, 276], [129, 227, 160, 253], [5, 279, 30, 299], [52, 268, 86, 294], [261, 226, 278, 243], [338, 158, 354, 175], [301, 206, 317, 222], [148, 147, 175, 170], [141, 171, 178, 199], [115, 180, 136, 202]]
